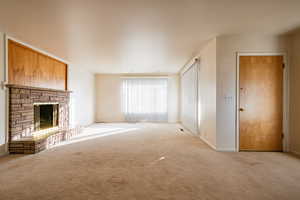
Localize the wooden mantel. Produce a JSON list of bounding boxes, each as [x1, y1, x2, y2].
[[5, 84, 72, 93]]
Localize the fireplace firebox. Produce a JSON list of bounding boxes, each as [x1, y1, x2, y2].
[[34, 103, 59, 131]]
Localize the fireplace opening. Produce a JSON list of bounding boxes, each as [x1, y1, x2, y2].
[[34, 104, 59, 131]]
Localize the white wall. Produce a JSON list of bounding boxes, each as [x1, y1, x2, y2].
[[95, 74, 124, 122], [180, 38, 217, 148], [167, 75, 179, 123], [95, 74, 179, 123], [216, 34, 290, 151], [198, 39, 217, 148], [290, 31, 300, 155], [0, 32, 7, 156], [69, 67, 95, 127]]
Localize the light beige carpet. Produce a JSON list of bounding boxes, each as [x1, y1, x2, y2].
[[0, 123, 299, 200]]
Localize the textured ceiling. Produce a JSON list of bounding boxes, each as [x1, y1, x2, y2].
[[0, 0, 300, 73]]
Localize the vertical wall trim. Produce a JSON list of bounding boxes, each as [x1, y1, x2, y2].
[[4, 34, 8, 82], [4, 34, 9, 152], [196, 59, 200, 134], [283, 52, 290, 152]]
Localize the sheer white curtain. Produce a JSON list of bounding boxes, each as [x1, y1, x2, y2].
[[122, 78, 168, 122]]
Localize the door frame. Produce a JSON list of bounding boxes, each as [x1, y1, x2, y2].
[[236, 52, 289, 152]]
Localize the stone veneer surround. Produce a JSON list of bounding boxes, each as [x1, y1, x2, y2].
[[8, 84, 70, 140]]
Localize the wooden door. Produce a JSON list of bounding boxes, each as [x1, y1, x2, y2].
[[239, 56, 283, 151]]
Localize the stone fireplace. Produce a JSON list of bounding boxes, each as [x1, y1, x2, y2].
[[7, 84, 81, 154]]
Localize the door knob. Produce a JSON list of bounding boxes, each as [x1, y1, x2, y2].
[[239, 108, 245, 112]]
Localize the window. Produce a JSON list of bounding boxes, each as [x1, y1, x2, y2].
[[122, 78, 168, 122]]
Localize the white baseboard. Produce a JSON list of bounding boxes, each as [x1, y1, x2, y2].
[[200, 136, 217, 150], [167, 122, 180, 124], [216, 148, 236, 152]]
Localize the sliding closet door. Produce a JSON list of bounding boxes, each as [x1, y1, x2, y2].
[[181, 62, 199, 134]]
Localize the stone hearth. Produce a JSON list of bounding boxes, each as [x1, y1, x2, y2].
[[7, 84, 81, 154]]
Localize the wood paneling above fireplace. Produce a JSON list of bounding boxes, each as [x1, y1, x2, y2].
[[8, 39, 68, 90]]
